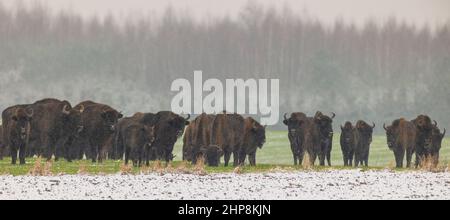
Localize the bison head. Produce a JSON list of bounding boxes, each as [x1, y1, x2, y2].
[[283, 113, 305, 136], [412, 115, 433, 132], [356, 120, 375, 145], [62, 104, 85, 135], [168, 114, 190, 138], [201, 145, 223, 167], [12, 107, 34, 140], [340, 122, 353, 144], [384, 123, 396, 149], [314, 111, 335, 139], [100, 108, 123, 133], [251, 122, 266, 149], [429, 122, 445, 152]]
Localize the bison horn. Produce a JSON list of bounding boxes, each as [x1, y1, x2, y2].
[[284, 113, 288, 121], [78, 105, 85, 113], [442, 129, 446, 138], [26, 108, 34, 118], [372, 122, 376, 128], [331, 112, 336, 119], [185, 114, 191, 121], [383, 123, 387, 131], [62, 105, 71, 115], [433, 120, 438, 127]]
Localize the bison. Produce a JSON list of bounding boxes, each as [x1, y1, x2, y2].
[[314, 111, 335, 166], [411, 115, 434, 167], [123, 122, 155, 167], [353, 120, 375, 167], [0, 125, 4, 159], [418, 120, 446, 166], [2, 107, 33, 164], [238, 117, 266, 166], [384, 118, 416, 168], [283, 112, 307, 165], [183, 113, 217, 165], [4, 99, 84, 161], [71, 101, 123, 163], [147, 111, 190, 163], [210, 112, 245, 167], [340, 121, 355, 166]]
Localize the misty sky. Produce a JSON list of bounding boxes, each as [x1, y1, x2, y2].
[[2, 0, 449, 27]]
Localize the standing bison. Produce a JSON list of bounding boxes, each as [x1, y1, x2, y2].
[[314, 111, 335, 166], [210, 113, 245, 167], [238, 117, 266, 166], [71, 101, 123, 163], [353, 121, 375, 167], [2, 107, 33, 164], [283, 112, 307, 165], [4, 99, 84, 162], [183, 113, 217, 165], [123, 122, 155, 167], [419, 121, 445, 166], [340, 122, 355, 166], [384, 119, 417, 168], [411, 115, 434, 167]]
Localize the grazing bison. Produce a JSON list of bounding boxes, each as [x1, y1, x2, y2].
[[2, 107, 33, 164], [340, 122, 355, 166], [384, 119, 416, 168], [4, 99, 84, 161], [72, 101, 123, 163], [283, 112, 307, 165], [123, 122, 155, 167], [210, 113, 245, 167], [411, 115, 434, 167], [148, 111, 190, 163], [353, 120, 375, 167], [238, 117, 266, 166], [314, 111, 335, 166]]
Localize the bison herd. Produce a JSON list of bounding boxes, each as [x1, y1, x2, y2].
[[0, 99, 446, 169]]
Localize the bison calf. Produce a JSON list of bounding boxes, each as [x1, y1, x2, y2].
[[123, 123, 155, 167]]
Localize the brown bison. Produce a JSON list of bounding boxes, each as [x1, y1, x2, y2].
[[183, 113, 217, 165], [238, 117, 266, 166], [113, 112, 156, 161], [4, 99, 84, 161], [147, 111, 190, 163], [353, 120, 375, 167], [2, 107, 33, 164], [283, 112, 307, 165], [411, 115, 434, 167], [384, 118, 416, 168], [419, 120, 446, 166], [123, 122, 155, 167], [210, 113, 245, 167], [314, 111, 335, 166], [340, 121, 355, 166], [71, 101, 123, 163], [0, 125, 4, 159]]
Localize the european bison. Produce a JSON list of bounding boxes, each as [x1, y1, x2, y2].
[[314, 111, 335, 166], [0, 125, 4, 160], [419, 121, 445, 166], [123, 122, 155, 167], [113, 112, 156, 161], [238, 117, 266, 166], [2, 107, 33, 164], [148, 111, 190, 163], [184, 113, 217, 165], [283, 112, 307, 165], [72, 101, 123, 163], [4, 99, 84, 161], [384, 119, 416, 168], [210, 113, 245, 167], [340, 121, 355, 166], [353, 120, 375, 167], [412, 115, 434, 167]]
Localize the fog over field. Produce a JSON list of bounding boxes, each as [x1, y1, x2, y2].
[[0, 0, 449, 131]]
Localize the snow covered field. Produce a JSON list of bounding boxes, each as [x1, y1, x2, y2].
[[0, 170, 449, 200]]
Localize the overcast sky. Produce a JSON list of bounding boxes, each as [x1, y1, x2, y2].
[[2, 0, 449, 27]]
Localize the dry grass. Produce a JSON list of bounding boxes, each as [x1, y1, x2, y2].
[[175, 160, 192, 174], [28, 157, 53, 176], [233, 166, 243, 174], [194, 157, 207, 175], [77, 161, 88, 175], [119, 163, 133, 175], [302, 153, 312, 170]]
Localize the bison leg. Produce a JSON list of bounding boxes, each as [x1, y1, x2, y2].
[[395, 148, 405, 168], [406, 148, 414, 168], [223, 151, 231, 167], [19, 143, 26, 165], [326, 150, 331, 166], [90, 145, 98, 163], [10, 146, 18, 165], [233, 150, 240, 167], [249, 152, 256, 166]]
